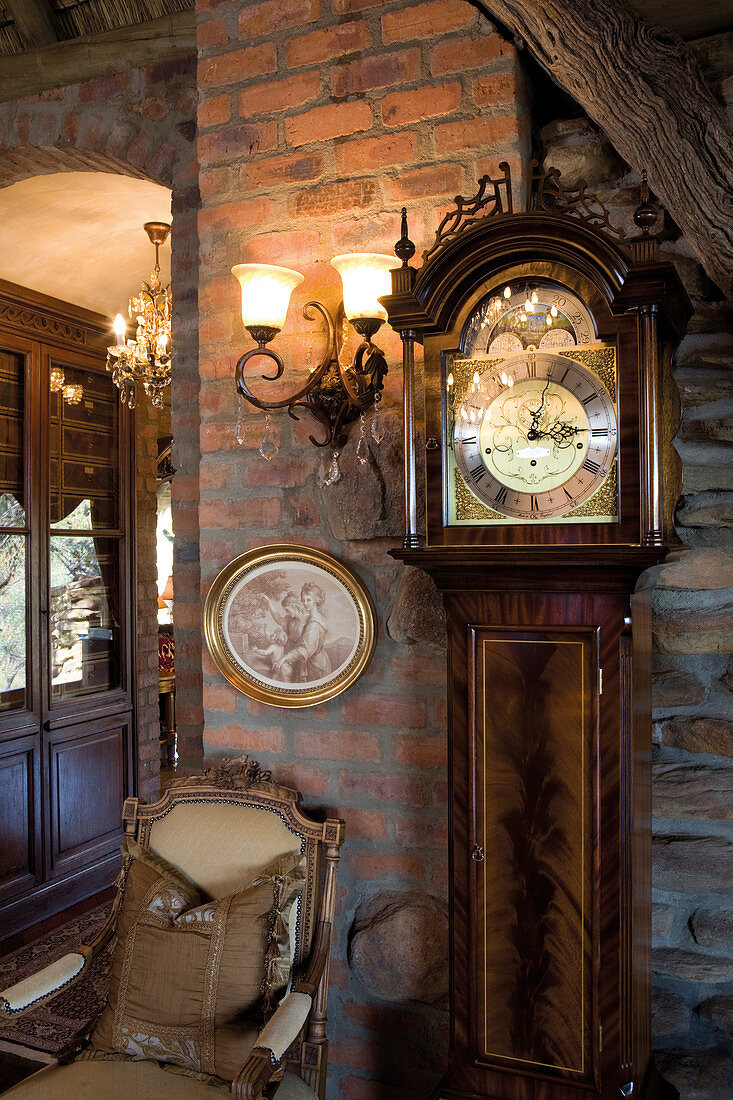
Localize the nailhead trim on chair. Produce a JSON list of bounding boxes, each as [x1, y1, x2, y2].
[[140, 795, 313, 840]]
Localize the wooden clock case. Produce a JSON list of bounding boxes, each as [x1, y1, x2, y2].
[[381, 167, 691, 1100]]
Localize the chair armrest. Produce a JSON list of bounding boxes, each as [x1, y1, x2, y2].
[[231, 992, 312, 1100], [0, 950, 92, 1018]]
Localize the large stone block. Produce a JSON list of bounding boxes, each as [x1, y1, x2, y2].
[[696, 994, 733, 1041], [656, 549, 733, 590], [653, 834, 733, 892], [387, 566, 446, 648], [653, 759, 733, 820], [673, 439, 733, 495], [652, 590, 733, 654], [652, 901, 678, 939], [652, 947, 733, 983], [677, 491, 733, 530], [690, 907, 733, 952], [652, 658, 707, 708], [654, 717, 733, 757], [674, 366, 733, 409], [655, 1047, 733, 1100], [539, 117, 625, 188], [652, 986, 690, 1039], [348, 891, 449, 1005], [318, 410, 404, 541]]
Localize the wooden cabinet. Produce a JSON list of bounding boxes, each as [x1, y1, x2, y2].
[[0, 280, 135, 941]]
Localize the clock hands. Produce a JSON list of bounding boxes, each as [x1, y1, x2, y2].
[[536, 420, 586, 446], [524, 378, 586, 448], [526, 379, 550, 441]]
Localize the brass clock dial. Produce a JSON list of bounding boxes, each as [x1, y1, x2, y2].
[[451, 350, 618, 522], [463, 280, 596, 357]]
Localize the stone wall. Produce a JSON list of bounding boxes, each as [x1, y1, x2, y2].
[[195, 1, 527, 1094], [0, 54, 200, 794], [539, 117, 733, 1100]]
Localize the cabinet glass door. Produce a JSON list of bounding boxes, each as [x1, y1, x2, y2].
[[49, 361, 123, 703], [0, 348, 28, 713]]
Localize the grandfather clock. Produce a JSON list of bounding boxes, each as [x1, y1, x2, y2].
[[382, 165, 690, 1100]]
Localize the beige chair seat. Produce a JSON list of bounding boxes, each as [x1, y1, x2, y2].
[[3, 1059, 318, 1099]]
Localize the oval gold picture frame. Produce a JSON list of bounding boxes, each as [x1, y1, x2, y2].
[[203, 544, 377, 708]]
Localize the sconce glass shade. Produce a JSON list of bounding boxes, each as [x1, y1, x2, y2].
[[232, 263, 304, 333], [331, 253, 400, 323]]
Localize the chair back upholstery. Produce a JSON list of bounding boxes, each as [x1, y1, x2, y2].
[[120, 755, 345, 1098]]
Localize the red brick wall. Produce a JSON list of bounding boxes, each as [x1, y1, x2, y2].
[[195, 1, 528, 1094]]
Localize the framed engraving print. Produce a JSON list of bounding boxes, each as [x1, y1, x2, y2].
[[204, 544, 376, 707]]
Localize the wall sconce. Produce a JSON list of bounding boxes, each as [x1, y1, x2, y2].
[[232, 252, 399, 477]]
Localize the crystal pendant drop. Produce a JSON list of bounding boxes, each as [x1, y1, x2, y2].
[[356, 414, 369, 465], [235, 393, 246, 446], [259, 415, 278, 462], [322, 449, 341, 485], [370, 395, 385, 445]]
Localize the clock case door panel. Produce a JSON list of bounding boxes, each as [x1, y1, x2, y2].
[[439, 579, 657, 1100], [469, 624, 597, 1086], [0, 280, 136, 943]]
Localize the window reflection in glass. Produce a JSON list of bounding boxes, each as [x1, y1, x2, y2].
[[0, 534, 26, 711], [50, 536, 120, 700]]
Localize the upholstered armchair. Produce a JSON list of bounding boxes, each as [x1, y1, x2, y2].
[[0, 756, 345, 1100]]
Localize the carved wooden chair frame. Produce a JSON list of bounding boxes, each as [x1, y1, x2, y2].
[[0, 757, 345, 1100]]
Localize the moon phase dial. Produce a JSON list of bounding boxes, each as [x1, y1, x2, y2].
[[452, 350, 618, 521]]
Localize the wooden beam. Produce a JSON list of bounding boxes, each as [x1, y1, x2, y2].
[[0, 11, 195, 104], [479, 0, 733, 297], [4, 0, 58, 49]]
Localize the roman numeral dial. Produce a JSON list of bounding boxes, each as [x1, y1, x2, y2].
[[452, 350, 618, 521]]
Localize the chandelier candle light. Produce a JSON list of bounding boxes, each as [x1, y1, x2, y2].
[[106, 221, 173, 409], [232, 252, 399, 472]]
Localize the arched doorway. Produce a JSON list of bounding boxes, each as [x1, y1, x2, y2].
[[0, 170, 175, 938]]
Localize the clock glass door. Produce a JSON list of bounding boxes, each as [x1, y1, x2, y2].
[[441, 277, 619, 531]]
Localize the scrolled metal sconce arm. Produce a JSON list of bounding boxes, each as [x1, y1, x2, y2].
[[234, 301, 388, 451]]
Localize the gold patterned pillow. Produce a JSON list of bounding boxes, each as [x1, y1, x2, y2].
[[89, 838, 304, 1081]]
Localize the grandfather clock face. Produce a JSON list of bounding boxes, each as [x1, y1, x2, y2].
[[446, 278, 619, 527]]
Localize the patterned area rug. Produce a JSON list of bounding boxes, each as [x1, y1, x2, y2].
[[0, 902, 113, 1060]]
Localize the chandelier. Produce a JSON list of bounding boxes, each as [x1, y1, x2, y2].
[[106, 221, 172, 409]]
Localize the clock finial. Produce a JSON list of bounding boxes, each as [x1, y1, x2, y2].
[[633, 170, 658, 236], [395, 207, 415, 267]]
